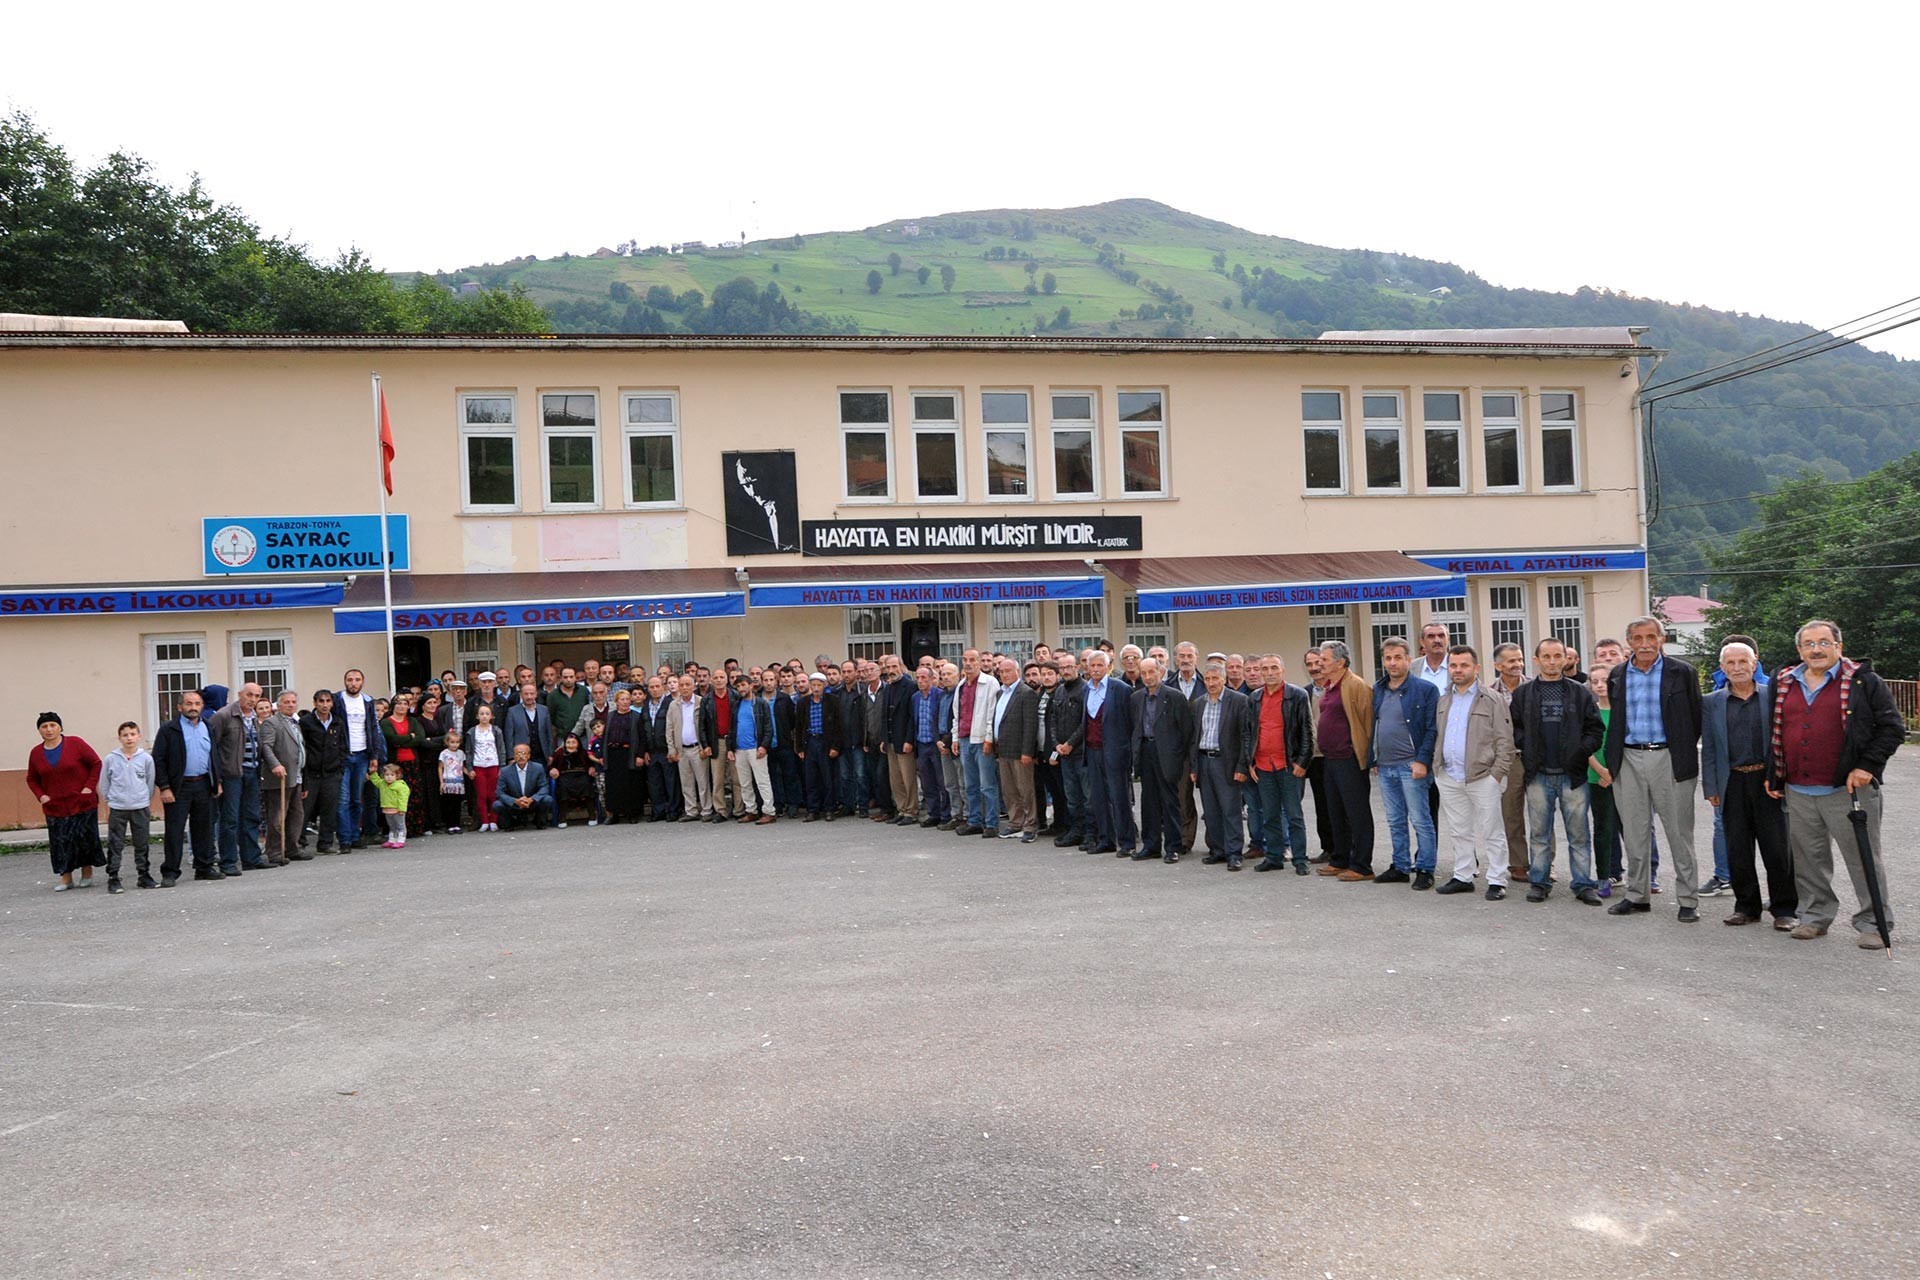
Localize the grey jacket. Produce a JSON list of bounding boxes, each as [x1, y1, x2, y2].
[[208, 701, 253, 778], [258, 713, 304, 787], [1432, 682, 1514, 784]]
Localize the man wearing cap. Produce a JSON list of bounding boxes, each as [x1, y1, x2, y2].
[[796, 672, 843, 820]]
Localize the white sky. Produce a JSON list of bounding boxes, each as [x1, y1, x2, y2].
[[11, 1, 1919, 357]]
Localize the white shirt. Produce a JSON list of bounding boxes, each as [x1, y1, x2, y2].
[[470, 726, 500, 768], [677, 697, 701, 747], [1416, 657, 1450, 697], [341, 693, 367, 752]]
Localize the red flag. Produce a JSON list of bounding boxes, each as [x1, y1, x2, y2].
[[378, 386, 396, 496]]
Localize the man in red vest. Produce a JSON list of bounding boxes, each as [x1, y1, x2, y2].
[[1766, 618, 1904, 949]]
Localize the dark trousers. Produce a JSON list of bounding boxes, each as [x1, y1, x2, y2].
[[1137, 749, 1183, 855], [916, 742, 950, 821], [802, 737, 834, 814], [866, 747, 893, 816], [1036, 756, 1067, 829], [1196, 753, 1243, 857], [1059, 752, 1090, 838], [303, 771, 341, 848], [1307, 757, 1334, 856], [108, 807, 151, 881], [1590, 781, 1622, 880], [1722, 769, 1798, 919], [1087, 743, 1135, 850], [647, 754, 676, 818], [162, 776, 214, 877], [1323, 755, 1374, 874]]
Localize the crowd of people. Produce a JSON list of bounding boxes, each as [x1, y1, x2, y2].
[[25, 615, 1902, 951]]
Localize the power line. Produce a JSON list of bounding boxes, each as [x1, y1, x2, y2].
[[1661, 399, 1920, 412], [1641, 295, 1920, 397], [1644, 305, 1920, 406]]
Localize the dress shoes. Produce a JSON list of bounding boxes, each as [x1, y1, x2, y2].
[[802, 813, 819, 823], [1162, 851, 1180, 864], [1526, 884, 1550, 903], [1253, 859, 1286, 872], [193, 868, 224, 881], [1131, 851, 1158, 861], [956, 825, 981, 836], [1724, 911, 1761, 925], [1336, 869, 1373, 882], [1227, 856, 1242, 871], [1607, 899, 1652, 915], [1574, 887, 1602, 905], [159, 875, 178, 888], [1315, 866, 1344, 877], [1789, 923, 1827, 939], [1373, 868, 1410, 884], [1677, 906, 1700, 923], [1294, 864, 1310, 875], [1772, 916, 1799, 931], [1052, 834, 1078, 847], [1484, 885, 1506, 900], [1434, 878, 1474, 895], [1201, 852, 1229, 865]]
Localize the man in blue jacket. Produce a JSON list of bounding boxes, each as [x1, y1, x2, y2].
[[1701, 640, 1795, 927], [1369, 637, 1440, 888]]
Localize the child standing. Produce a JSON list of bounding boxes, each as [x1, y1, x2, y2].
[[101, 720, 156, 893], [439, 731, 469, 834], [586, 719, 607, 827], [468, 703, 502, 832], [369, 762, 411, 848]]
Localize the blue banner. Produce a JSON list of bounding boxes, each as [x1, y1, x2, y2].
[[1411, 549, 1646, 576], [334, 592, 746, 634], [1137, 576, 1469, 614], [204, 515, 411, 576], [751, 576, 1104, 609], [0, 584, 345, 618]]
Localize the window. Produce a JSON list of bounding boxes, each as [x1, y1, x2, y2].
[[1540, 391, 1580, 489], [1307, 603, 1349, 650], [840, 390, 893, 501], [1482, 392, 1523, 491], [145, 634, 206, 739], [1124, 594, 1173, 652], [911, 392, 963, 501], [1369, 601, 1409, 668], [539, 392, 600, 509], [1427, 596, 1470, 648], [1422, 391, 1465, 492], [845, 606, 896, 661], [455, 628, 500, 681], [916, 603, 969, 663], [989, 603, 1038, 661], [622, 392, 680, 507], [1361, 392, 1405, 492], [982, 390, 1032, 498], [1118, 389, 1166, 495], [1488, 583, 1528, 653], [652, 619, 692, 672], [1056, 599, 1105, 654], [1302, 390, 1347, 493], [231, 631, 293, 703], [1050, 391, 1098, 498], [460, 393, 519, 511], [1546, 582, 1585, 659]]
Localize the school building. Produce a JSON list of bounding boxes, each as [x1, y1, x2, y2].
[[0, 322, 1656, 824]]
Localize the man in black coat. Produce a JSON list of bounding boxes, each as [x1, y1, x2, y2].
[[1130, 657, 1195, 863], [1050, 652, 1090, 847], [1248, 656, 1315, 873], [1190, 660, 1255, 868], [881, 654, 921, 824], [795, 673, 844, 820], [1510, 637, 1607, 903], [298, 689, 350, 853], [152, 689, 217, 885]]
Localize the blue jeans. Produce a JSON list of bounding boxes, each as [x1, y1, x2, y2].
[[1711, 804, 1730, 882], [337, 750, 370, 844], [959, 740, 999, 830], [1254, 767, 1308, 867], [1059, 752, 1090, 837], [218, 768, 263, 871], [1377, 761, 1437, 873], [1526, 772, 1596, 890], [839, 744, 869, 813]]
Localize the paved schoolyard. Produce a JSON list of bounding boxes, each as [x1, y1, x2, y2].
[[2, 756, 1914, 1280]]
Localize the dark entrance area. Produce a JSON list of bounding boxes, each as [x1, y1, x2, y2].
[[533, 629, 632, 677]]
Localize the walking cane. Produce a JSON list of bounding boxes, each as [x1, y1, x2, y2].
[[276, 771, 289, 865], [1847, 789, 1894, 954]]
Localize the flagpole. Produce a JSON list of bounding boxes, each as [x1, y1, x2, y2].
[[372, 372, 397, 695]]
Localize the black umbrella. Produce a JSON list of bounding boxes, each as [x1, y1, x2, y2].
[[1848, 790, 1894, 954]]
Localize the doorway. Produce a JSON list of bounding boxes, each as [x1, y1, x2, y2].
[[531, 628, 632, 677], [394, 636, 433, 693]]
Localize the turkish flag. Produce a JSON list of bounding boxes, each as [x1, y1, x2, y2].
[[379, 386, 396, 495]]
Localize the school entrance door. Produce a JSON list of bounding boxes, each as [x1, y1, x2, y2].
[[531, 628, 631, 677]]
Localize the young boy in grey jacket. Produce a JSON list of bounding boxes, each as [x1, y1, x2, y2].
[[101, 720, 157, 891]]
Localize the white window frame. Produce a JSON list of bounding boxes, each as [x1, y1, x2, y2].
[[1302, 389, 1348, 495], [980, 389, 1034, 501], [988, 602, 1039, 660], [1056, 599, 1105, 654], [1539, 389, 1582, 492], [1488, 582, 1528, 654], [1360, 390, 1407, 494], [651, 619, 692, 672], [1124, 594, 1173, 652], [1369, 601, 1410, 669], [1546, 580, 1586, 658], [1426, 595, 1470, 649], [145, 633, 207, 740], [539, 389, 602, 512], [1420, 390, 1467, 494], [845, 605, 896, 661], [230, 629, 294, 703], [1481, 391, 1525, 493], [910, 389, 965, 503], [840, 388, 895, 503], [1048, 389, 1100, 500], [1117, 387, 1168, 498], [621, 390, 682, 509], [1307, 603, 1350, 650], [915, 603, 970, 663], [458, 391, 520, 513], [455, 628, 501, 682]]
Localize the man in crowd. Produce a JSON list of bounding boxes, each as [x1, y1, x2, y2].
[[1131, 656, 1194, 863], [1081, 649, 1135, 856], [1768, 619, 1903, 949], [1511, 637, 1605, 905], [1488, 643, 1532, 886], [1604, 616, 1705, 923], [1414, 622, 1452, 833], [1370, 637, 1439, 889], [1698, 632, 1771, 898], [954, 649, 1001, 837], [259, 690, 310, 866], [1117, 644, 1143, 688], [667, 672, 716, 821], [882, 653, 921, 826], [1314, 642, 1376, 882], [471, 671, 510, 725], [1302, 647, 1334, 863], [1051, 651, 1090, 848], [797, 672, 842, 821], [1032, 658, 1069, 840], [1433, 645, 1516, 899], [153, 690, 217, 886], [1701, 640, 1795, 929], [936, 661, 965, 829], [299, 688, 347, 854], [1192, 659, 1253, 870], [726, 672, 776, 824], [545, 666, 590, 748], [1249, 654, 1312, 874], [911, 663, 951, 828], [494, 742, 552, 830], [990, 656, 1039, 841], [504, 681, 556, 765], [210, 681, 267, 875]]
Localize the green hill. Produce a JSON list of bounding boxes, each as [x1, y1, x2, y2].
[[419, 199, 1920, 593]]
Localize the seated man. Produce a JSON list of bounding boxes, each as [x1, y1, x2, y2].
[[493, 743, 554, 831]]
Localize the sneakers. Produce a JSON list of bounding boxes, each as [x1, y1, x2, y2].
[[447, 826, 463, 834], [556, 821, 568, 829], [1373, 868, 1411, 885], [1484, 885, 1506, 901], [1698, 876, 1730, 898], [1434, 878, 1474, 895], [1411, 871, 1435, 891], [1597, 880, 1613, 899]]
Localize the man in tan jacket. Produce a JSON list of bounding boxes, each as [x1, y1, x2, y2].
[[1311, 641, 1378, 881], [1432, 645, 1516, 900]]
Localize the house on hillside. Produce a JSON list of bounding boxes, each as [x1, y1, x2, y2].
[[1656, 593, 1719, 655], [1428, 286, 1453, 298]]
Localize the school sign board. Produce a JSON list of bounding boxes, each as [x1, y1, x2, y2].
[[204, 515, 411, 576]]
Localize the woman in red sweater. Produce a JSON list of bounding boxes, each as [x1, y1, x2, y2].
[[25, 711, 105, 890]]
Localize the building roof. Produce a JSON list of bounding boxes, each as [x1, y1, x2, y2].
[[0, 312, 189, 333], [1656, 594, 1721, 625], [1317, 326, 1648, 347]]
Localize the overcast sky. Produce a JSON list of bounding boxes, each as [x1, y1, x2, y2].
[[12, 2, 1918, 357]]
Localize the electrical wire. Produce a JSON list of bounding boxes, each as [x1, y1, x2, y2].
[[1644, 306, 1920, 406], [1640, 295, 1920, 396]]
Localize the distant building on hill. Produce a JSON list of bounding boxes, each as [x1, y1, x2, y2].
[[1656, 593, 1719, 655]]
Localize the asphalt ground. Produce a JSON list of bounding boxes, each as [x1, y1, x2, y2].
[[2, 755, 1914, 1280]]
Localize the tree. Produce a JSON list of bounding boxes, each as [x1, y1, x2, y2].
[[1041, 272, 1057, 295], [939, 264, 956, 293], [887, 252, 902, 276], [916, 265, 931, 286], [866, 269, 883, 294], [609, 280, 634, 303], [1024, 260, 1038, 278], [1053, 306, 1072, 330]]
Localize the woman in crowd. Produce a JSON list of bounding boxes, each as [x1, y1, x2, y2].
[[417, 691, 445, 831], [548, 732, 595, 828], [26, 711, 105, 891], [467, 702, 503, 832], [601, 686, 645, 824], [381, 692, 432, 838], [1587, 664, 1622, 891]]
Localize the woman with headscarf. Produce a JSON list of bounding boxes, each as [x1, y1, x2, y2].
[[26, 712, 105, 891], [547, 733, 594, 828], [601, 686, 645, 824], [380, 692, 432, 838]]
